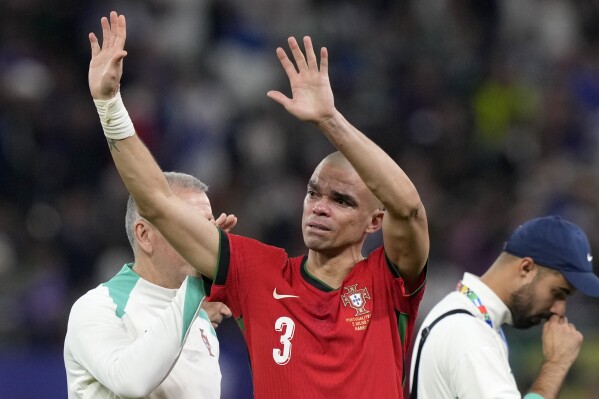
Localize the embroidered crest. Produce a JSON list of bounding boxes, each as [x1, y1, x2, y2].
[[341, 284, 371, 316]]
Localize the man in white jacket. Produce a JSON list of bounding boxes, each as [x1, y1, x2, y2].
[[410, 215, 599, 399], [64, 172, 236, 398]]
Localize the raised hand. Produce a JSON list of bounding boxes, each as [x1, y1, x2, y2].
[[88, 11, 128, 100], [267, 36, 336, 125]]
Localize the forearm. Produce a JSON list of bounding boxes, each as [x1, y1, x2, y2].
[[527, 360, 571, 399], [107, 133, 172, 221], [95, 94, 218, 278], [316, 110, 423, 217]]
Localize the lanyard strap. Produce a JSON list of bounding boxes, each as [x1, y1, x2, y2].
[[457, 281, 508, 346], [457, 281, 494, 328], [410, 309, 473, 399]]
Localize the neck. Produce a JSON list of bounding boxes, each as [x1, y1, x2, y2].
[[305, 250, 364, 289], [480, 264, 510, 305], [132, 260, 184, 289]]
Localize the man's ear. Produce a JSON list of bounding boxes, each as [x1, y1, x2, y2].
[[365, 209, 385, 234], [135, 220, 154, 254], [518, 257, 538, 282]]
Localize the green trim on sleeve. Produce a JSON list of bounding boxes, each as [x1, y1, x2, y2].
[[385, 253, 402, 279], [198, 307, 217, 337], [384, 253, 428, 296], [182, 276, 206, 341], [236, 317, 245, 334], [396, 311, 409, 385], [404, 263, 427, 296], [397, 311, 408, 346], [102, 263, 140, 318], [524, 394, 545, 399]]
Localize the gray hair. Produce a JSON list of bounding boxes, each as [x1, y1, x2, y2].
[[125, 172, 209, 255]]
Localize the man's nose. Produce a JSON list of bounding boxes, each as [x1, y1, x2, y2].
[[313, 199, 331, 215], [550, 300, 566, 317]]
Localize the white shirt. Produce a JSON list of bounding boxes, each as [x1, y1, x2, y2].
[[64, 264, 221, 399], [410, 272, 521, 399]]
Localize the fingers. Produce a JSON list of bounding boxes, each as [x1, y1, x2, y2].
[[101, 17, 110, 49], [221, 304, 233, 318], [303, 36, 318, 70], [89, 33, 100, 57], [319, 47, 329, 76], [276, 46, 300, 79], [288, 37, 308, 72], [109, 11, 119, 48], [114, 13, 127, 50], [98, 11, 126, 51], [212, 213, 237, 232]]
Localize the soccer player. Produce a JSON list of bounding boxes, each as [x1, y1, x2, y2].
[[88, 11, 429, 398], [64, 172, 236, 398], [410, 216, 599, 399]]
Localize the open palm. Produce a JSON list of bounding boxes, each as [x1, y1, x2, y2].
[[88, 11, 128, 100], [267, 36, 336, 125]]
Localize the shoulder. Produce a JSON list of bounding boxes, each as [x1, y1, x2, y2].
[[67, 285, 116, 326]]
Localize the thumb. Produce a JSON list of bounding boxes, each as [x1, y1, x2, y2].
[[112, 50, 128, 64], [267, 90, 291, 107]]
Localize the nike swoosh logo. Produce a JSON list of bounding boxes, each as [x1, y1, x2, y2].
[[273, 288, 300, 299], [588, 254, 593, 262]]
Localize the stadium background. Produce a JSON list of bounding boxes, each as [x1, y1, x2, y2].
[[1, 0, 599, 397]]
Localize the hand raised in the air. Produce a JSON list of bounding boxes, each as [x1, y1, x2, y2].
[[267, 36, 336, 126], [88, 11, 128, 100]]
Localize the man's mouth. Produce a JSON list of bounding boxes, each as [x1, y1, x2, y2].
[[307, 222, 330, 231]]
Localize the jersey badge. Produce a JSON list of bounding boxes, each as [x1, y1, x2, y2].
[[341, 284, 371, 316]]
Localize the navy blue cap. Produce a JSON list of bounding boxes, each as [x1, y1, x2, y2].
[[504, 215, 599, 297]]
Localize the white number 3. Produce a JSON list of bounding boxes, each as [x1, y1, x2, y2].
[[272, 316, 295, 365]]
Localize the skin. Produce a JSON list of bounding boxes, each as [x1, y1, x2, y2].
[[87, 12, 429, 292]]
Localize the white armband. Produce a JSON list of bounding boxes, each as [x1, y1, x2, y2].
[[93, 91, 136, 140]]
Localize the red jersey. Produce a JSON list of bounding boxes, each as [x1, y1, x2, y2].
[[210, 231, 426, 399]]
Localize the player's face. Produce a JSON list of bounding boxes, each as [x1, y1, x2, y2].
[[152, 190, 214, 278], [509, 268, 573, 329], [301, 161, 379, 254]]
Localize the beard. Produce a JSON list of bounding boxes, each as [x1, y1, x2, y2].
[[508, 282, 553, 329]]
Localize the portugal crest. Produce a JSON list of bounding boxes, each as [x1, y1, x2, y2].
[[341, 284, 371, 316]]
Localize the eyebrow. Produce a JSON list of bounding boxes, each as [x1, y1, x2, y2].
[[307, 181, 358, 207]]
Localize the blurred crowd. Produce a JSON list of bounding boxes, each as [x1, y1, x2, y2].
[[1, 0, 599, 396]]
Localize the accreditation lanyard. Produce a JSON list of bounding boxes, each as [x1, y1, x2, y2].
[[457, 281, 508, 348]]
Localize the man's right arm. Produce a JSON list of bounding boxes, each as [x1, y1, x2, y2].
[[88, 11, 220, 278], [526, 315, 583, 399]]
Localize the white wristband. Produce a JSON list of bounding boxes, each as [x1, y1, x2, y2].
[[93, 91, 135, 140]]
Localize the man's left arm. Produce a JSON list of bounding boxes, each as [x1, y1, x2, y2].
[[267, 36, 429, 286]]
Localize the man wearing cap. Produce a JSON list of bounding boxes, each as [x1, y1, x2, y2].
[[409, 215, 599, 399]]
